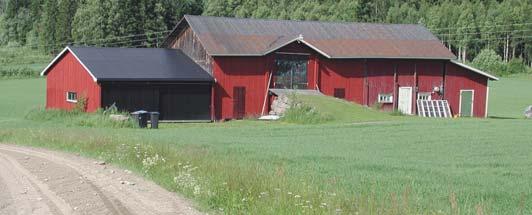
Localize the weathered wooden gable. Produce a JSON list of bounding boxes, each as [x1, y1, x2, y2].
[[169, 25, 213, 74]]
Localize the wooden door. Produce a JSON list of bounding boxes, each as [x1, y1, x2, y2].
[[233, 87, 246, 119], [398, 87, 413, 115], [460, 90, 474, 117]]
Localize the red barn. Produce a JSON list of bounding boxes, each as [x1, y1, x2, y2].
[[163, 15, 497, 119], [42, 15, 498, 121]]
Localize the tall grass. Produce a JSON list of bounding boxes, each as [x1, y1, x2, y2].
[[25, 108, 138, 128]]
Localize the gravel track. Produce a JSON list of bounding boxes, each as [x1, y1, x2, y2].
[[0, 144, 201, 215]]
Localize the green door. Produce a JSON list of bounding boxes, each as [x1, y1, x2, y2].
[[460, 90, 473, 117]]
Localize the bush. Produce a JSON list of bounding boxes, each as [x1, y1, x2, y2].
[[0, 67, 38, 79], [472, 49, 505, 76], [281, 96, 332, 124], [25, 107, 138, 128], [505, 58, 527, 74]]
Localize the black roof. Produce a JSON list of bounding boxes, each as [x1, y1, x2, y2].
[[42, 47, 213, 82]]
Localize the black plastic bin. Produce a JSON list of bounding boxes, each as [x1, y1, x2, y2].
[[131, 110, 148, 128], [150, 112, 160, 129]]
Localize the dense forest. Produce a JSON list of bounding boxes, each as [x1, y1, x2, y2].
[[0, 0, 531, 75]]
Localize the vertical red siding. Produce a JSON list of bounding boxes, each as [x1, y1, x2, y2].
[[417, 61, 444, 100], [212, 56, 272, 120], [367, 60, 395, 110], [319, 59, 364, 104], [444, 63, 488, 117], [46, 52, 101, 112]]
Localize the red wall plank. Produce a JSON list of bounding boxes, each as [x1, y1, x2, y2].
[[212, 56, 272, 119], [46, 52, 101, 112], [319, 59, 364, 104], [444, 63, 488, 117]]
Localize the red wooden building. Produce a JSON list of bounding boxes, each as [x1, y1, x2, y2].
[[42, 15, 498, 121], [41, 47, 214, 121], [163, 15, 498, 119]]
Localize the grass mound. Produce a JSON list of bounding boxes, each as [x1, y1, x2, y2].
[[25, 108, 138, 128], [282, 95, 401, 124]]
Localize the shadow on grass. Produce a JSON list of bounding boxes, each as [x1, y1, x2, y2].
[[488, 116, 521, 120]]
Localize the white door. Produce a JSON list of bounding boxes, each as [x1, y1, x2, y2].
[[398, 87, 413, 114]]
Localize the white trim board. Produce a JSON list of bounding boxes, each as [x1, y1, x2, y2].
[[40, 47, 98, 82], [450, 60, 499, 81]]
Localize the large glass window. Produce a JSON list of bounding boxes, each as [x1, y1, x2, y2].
[[273, 54, 308, 89]]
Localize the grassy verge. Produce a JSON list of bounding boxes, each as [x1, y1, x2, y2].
[[1, 79, 532, 214]]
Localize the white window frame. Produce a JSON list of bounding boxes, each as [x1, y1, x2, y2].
[[417, 92, 432, 101], [378, 93, 393, 103], [66, 91, 78, 103]]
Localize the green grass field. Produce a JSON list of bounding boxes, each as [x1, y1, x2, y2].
[[0, 77, 531, 214]]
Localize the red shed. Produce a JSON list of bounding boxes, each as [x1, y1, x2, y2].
[[163, 15, 498, 119], [41, 47, 214, 121]]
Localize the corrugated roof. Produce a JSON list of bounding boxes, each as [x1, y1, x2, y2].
[[41, 47, 213, 82], [166, 15, 456, 59]]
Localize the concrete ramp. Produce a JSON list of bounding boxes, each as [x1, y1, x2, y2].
[[269, 89, 323, 96]]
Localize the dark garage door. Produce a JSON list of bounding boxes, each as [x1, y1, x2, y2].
[[101, 83, 211, 121]]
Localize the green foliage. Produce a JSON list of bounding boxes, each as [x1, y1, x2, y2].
[[472, 49, 505, 76], [1, 0, 532, 69], [281, 101, 332, 124], [506, 58, 528, 74], [0, 47, 51, 79]]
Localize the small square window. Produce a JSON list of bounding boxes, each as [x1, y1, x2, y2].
[[378, 94, 393, 103], [417, 92, 432, 101], [334, 88, 345, 99], [66, 92, 77, 103]]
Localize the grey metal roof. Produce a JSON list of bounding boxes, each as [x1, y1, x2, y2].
[[165, 15, 456, 59], [42, 47, 213, 82]]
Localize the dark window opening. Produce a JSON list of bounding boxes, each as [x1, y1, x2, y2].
[[334, 88, 345, 99], [273, 54, 308, 89]]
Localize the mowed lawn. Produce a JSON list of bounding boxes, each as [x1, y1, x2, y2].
[[0, 78, 531, 214]]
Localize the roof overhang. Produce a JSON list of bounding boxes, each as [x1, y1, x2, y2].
[[40, 47, 98, 82], [450, 60, 499, 81]]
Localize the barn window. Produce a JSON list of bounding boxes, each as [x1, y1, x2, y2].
[[378, 94, 393, 103], [334, 88, 345, 99], [417, 92, 431, 101], [66, 92, 78, 103], [273, 54, 308, 89]]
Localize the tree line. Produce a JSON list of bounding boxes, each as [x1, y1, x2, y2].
[[1, 0, 531, 74]]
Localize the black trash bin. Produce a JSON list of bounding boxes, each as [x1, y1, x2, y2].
[[150, 112, 160, 129], [131, 110, 148, 128]]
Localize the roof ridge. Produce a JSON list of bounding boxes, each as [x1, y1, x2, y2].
[[184, 14, 425, 27]]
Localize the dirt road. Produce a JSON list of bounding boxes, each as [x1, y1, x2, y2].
[[0, 144, 201, 215]]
